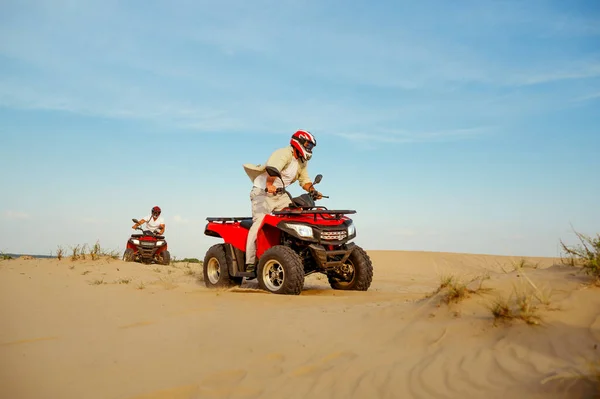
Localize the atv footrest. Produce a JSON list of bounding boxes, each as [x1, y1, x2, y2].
[[236, 272, 256, 278]]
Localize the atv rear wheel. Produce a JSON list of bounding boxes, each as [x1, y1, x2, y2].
[[123, 248, 135, 262], [203, 244, 241, 289], [257, 245, 304, 295], [328, 245, 373, 291], [159, 250, 171, 265]]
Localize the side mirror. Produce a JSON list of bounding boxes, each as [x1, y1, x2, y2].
[[132, 218, 139, 224], [265, 166, 282, 178], [313, 174, 323, 185]]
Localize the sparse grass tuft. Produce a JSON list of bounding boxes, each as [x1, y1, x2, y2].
[[70, 245, 80, 261], [443, 277, 469, 304], [137, 281, 146, 290], [514, 290, 541, 325], [80, 244, 87, 260], [89, 278, 105, 285], [560, 229, 600, 282], [173, 257, 202, 264], [81, 270, 91, 275], [60, 241, 120, 262], [502, 258, 540, 273], [117, 278, 131, 284], [488, 282, 544, 326], [490, 296, 513, 320], [153, 267, 162, 273], [430, 273, 492, 305], [90, 241, 101, 261], [103, 249, 120, 260], [0, 251, 13, 261]]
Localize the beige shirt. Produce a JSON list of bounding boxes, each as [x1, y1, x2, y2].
[[243, 145, 312, 189]]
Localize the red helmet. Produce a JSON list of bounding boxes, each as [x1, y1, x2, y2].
[[290, 130, 317, 161], [151, 206, 161, 215]]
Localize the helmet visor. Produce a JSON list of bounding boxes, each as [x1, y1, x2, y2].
[[304, 141, 315, 151]]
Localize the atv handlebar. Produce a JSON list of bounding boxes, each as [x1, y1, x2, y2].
[[265, 187, 328, 199], [264, 187, 286, 194], [134, 226, 162, 236]]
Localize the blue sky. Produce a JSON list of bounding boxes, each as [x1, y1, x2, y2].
[[1, 0, 599, 258]]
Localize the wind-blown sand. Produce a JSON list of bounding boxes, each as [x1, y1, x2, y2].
[[1, 251, 598, 399]]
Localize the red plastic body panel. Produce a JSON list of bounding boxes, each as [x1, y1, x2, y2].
[[205, 221, 249, 252]]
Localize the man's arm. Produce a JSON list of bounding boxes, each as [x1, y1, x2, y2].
[[132, 219, 147, 229], [158, 223, 165, 235], [298, 163, 312, 191], [265, 147, 292, 194], [302, 182, 314, 192]]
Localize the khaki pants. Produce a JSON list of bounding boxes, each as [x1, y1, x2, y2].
[[245, 186, 291, 265]]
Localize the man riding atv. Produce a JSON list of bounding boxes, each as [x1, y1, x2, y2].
[[242, 130, 321, 273], [124, 206, 170, 265], [132, 206, 165, 235]]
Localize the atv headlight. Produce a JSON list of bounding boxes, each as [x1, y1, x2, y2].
[[285, 223, 313, 238], [132, 239, 140, 245], [156, 241, 165, 246], [347, 223, 356, 236]]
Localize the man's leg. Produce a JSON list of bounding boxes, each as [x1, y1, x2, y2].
[[272, 193, 292, 211], [245, 187, 269, 271]]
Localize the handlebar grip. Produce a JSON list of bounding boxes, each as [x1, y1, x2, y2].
[[264, 187, 285, 195]]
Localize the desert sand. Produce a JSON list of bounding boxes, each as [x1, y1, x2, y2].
[[1, 250, 599, 399]]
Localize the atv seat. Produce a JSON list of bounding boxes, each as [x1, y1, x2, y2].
[[239, 219, 253, 230]]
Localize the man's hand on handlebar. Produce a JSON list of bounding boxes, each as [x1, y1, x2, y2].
[[266, 184, 278, 194]]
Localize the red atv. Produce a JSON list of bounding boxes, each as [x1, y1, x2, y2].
[[202, 166, 373, 295], [123, 218, 171, 265]]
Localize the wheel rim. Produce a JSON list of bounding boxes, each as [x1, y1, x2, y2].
[[207, 257, 221, 284], [334, 259, 356, 287], [262, 259, 285, 291]]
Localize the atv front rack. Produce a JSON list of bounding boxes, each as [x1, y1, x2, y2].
[[272, 208, 356, 220], [206, 217, 251, 222]]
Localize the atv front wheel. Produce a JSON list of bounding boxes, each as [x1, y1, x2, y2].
[[159, 250, 171, 265], [328, 245, 373, 291], [123, 248, 135, 262], [203, 244, 242, 289], [257, 245, 304, 295]]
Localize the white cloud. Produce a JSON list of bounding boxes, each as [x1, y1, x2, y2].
[[4, 210, 31, 220], [573, 91, 600, 103], [508, 62, 600, 86], [335, 127, 491, 145]]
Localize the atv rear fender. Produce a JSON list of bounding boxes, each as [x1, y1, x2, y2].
[[204, 221, 249, 252]]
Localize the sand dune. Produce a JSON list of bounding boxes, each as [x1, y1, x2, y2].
[[1, 251, 598, 399]]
